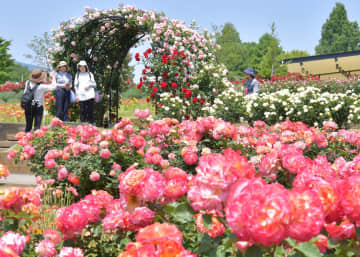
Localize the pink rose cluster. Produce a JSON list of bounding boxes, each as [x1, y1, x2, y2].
[[226, 177, 324, 247], [58, 247, 84, 257], [134, 108, 151, 119], [118, 222, 196, 257], [225, 172, 360, 249], [188, 148, 255, 211], [0, 187, 41, 214], [0, 231, 27, 256], [56, 190, 114, 239], [118, 166, 189, 204]]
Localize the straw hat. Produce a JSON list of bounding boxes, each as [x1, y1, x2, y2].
[[56, 61, 70, 71], [29, 69, 47, 83]]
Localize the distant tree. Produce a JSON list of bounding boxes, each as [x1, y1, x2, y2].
[[253, 23, 283, 78], [214, 23, 248, 80], [0, 36, 15, 83], [119, 53, 135, 89], [278, 50, 310, 75], [280, 50, 309, 60], [7, 63, 31, 82], [24, 32, 55, 69], [315, 2, 360, 54]]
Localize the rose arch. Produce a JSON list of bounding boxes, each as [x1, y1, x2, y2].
[[49, 4, 231, 125]]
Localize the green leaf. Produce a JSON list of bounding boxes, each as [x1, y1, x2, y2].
[[172, 202, 194, 224], [356, 227, 360, 240], [215, 245, 229, 257], [294, 242, 322, 257], [198, 234, 213, 255], [274, 245, 287, 257], [202, 213, 213, 230], [286, 238, 296, 247], [244, 245, 263, 257]]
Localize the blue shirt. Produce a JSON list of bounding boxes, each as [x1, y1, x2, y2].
[[245, 78, 259, 94], [55, 72, 72, 90]]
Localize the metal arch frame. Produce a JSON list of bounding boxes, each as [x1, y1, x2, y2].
[[65, 15, 149, 126]]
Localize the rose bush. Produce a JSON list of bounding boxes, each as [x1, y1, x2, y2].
[[3, 115, 360, 256], [261, 72, 360, 94], [0, 82, 25, 93], [206, 84, 360, 127]]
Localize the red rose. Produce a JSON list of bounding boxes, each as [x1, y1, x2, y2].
[[160, 82, 167, 89], [68, 173, 80, 185], [137, 81, 143, 89], [135, 52, 140, 61]]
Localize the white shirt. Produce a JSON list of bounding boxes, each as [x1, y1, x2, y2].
[[24, 79, 56, 106], [74, 72, 96, 101]]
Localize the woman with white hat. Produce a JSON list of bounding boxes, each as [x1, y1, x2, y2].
[[74, 60, 97, 124], [24, 69, 56, 132], [55, 61, 72, 121]]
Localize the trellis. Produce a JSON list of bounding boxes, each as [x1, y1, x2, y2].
[[59, 16, 148, 127], [51, 6, 228, 125]]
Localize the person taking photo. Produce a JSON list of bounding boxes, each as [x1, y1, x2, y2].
[[23, 69, 56, 132]]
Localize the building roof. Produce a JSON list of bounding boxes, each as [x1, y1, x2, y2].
[[282, 50, 360, 79]]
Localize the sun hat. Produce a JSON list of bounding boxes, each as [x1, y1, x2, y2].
[[244, 67, 255, 77], [56, 61, 69, 71], [77, 60, 88, 68], [29, 69, 47, 83]]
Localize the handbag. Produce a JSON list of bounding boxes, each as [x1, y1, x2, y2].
[[70, 90, 77, 103], [94, 89, 101, 103]]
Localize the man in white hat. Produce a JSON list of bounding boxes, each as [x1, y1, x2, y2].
[[55, 61, 72, 121], [23, 69, 56, 132]]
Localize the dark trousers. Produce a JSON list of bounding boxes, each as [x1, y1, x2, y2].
[[55, 88, 70, 121], [25, 105, 43, 132], [80, 99, 94, 124]]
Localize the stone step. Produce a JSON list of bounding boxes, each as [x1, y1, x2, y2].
[[0, 151, 31, 174], [63, 121, 84, 127], [0, 140, 17, 148], [0, 173, 36, 189], [0, 123, 25, 142], [6, 134, 18, 141]]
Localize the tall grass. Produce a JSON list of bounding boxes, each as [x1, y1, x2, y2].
[[33, 187, 73, 232]]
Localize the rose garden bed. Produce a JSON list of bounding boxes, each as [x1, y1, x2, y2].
[[0, 116, 360, 256]]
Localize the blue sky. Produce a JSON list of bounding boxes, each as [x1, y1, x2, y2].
[[1, 0, 360, 76]]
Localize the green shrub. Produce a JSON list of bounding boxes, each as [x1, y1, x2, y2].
[[0, 91, 22, 103], [121, 86, 148, 99]]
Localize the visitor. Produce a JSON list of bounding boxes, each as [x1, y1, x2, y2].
[[244, 67, 259, 95], [74, 60, 97, 124], [55, 61, 72, 121], [24, 69, 56, 132]]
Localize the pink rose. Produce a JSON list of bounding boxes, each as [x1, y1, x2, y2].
[[99, 149, 111, 159], [90, 172, 100, 181], [45, 159, 56, 169]]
